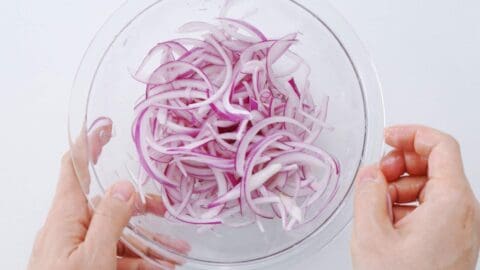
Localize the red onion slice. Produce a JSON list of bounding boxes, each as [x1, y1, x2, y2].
[[129, 14, 340, 231]]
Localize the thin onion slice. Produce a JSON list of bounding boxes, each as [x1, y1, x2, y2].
[[128, 15, 340, 231]]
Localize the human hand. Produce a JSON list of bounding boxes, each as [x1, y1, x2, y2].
[[27, 120, 190, 270], [351, 125, 480, 270]]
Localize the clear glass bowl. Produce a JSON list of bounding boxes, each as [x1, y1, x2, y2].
[[69, 0, 384, 269]]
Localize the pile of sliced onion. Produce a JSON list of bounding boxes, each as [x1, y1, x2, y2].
[[131, 17, 340, 231]]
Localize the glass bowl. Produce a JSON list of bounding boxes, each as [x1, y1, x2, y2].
[[69, 0, 384, 269]]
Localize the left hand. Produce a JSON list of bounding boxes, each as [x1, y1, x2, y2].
[[27, 121, 189, 270]]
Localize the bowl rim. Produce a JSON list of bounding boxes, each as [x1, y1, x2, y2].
[[68, 0, 385, 268]]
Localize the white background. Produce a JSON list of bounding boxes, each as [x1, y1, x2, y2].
[[0, 0, 479, 269]]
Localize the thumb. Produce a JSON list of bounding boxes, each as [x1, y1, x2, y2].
[[85, 182, 135, 249], [353, 165, 393, 234]]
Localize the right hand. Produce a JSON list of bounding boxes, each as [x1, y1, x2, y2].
[[351, 125, 480, 270]]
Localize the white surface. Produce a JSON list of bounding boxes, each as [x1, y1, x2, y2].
[[0, 0, 478, 269]]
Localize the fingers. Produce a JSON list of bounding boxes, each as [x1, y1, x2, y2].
[[380, 150, 406, 181], [87, 117, 113, 165], [393, 205, 416, 224], [84, 182, 135, 250], [72, 118, 113, 192], [49, 153, 90, 220], [47, 120, 112, 227], [402, 152, 428, 176], [388, 176, 428, 204], [354, 165, 393, 234], [55, 118, 112, 206], [380, 150, 428, 181], [152, 234, 191, 254], [116, 233, 190, 260], [387, 175, 424, 223], [144, 194, 167, 217], [120, 232, 185, 265], [91, 193, 167, 219], [117, 257, 174, 270], [385, 125, 465, 180]]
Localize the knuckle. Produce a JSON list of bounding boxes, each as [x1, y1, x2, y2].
[[421, 127, 461, 152], [444, 134, 461, 150], [94, 204, 116, 221], [95, 197, 130, 221]]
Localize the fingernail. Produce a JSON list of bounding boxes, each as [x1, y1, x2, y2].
[[166, 235, 191, 253], [386, 193, 393, 222], [133, 198, 146, 215], [111, 183, 134, 202], [176, 239, 192, 253], [99, 130, 111, 146]]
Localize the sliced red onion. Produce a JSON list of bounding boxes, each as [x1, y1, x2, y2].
[[130, 15, 340, 231], [209, 163, 282, 207], [217, 17, 267, 43]]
